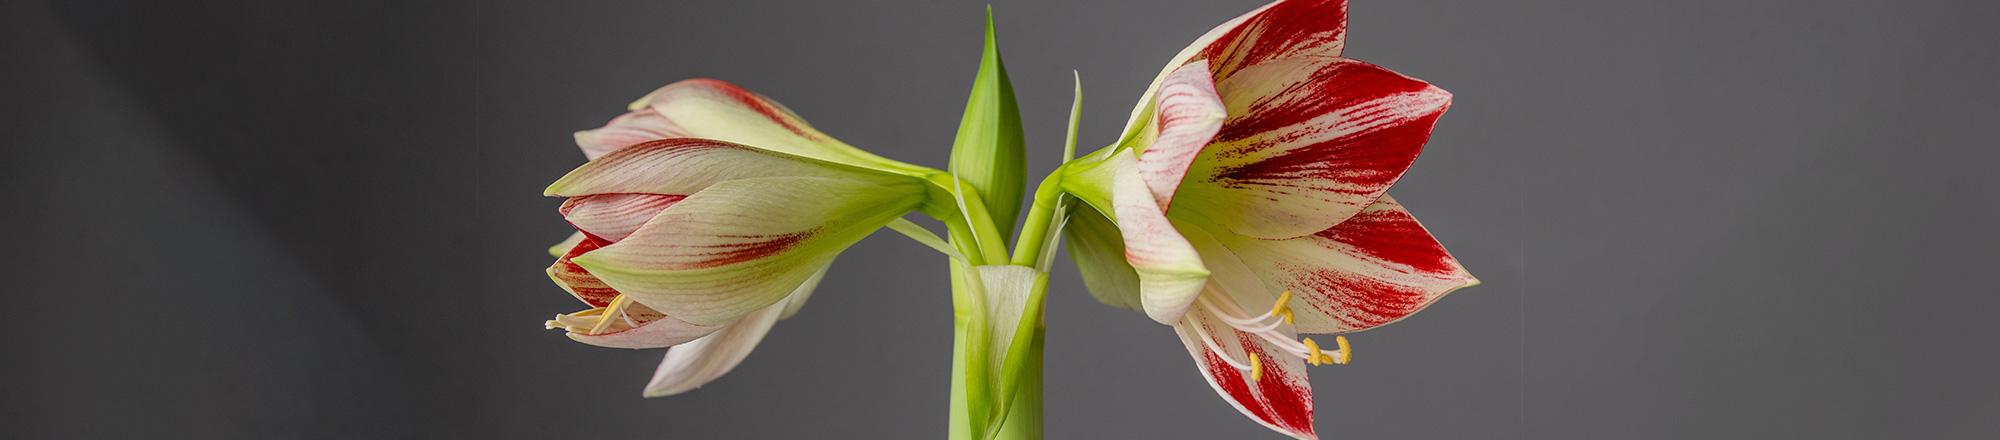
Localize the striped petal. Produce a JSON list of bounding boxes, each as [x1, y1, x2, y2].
[[1174, 308, 1317, 439], [1221, 196, 1477, 333], [1180, 58, 1452, 239], [1108, 153, 1210, 325], [572, 176, 926, 326], [641, 265, 824, 397], [559, 193, 684, 242], [564, 304, 720, 350], [547, 236, 621, 307], [635, 78, 908, 172], [547, 232, 585, 258], [544, 138, 896, 198], [546, 237, 720, 349], [1134, 60, 1227, 209], [573, 108, 686, 160], [1120, 0, 1348, 138]]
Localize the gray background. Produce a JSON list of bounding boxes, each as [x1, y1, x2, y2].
[[4, 0, 1996, 438]]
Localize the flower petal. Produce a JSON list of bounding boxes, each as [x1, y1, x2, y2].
[[559, 193, 685, 242], [572, 176, 926, 326], [1120, 0, 1348, 138], [1135, 60, 1227, 209], [573, 108, 686, 160], [777, 263, 829, 320], [636, 78, 903, 171], [544, 138, 896, 198], [1174, 308, 1317, 439], [547, 236, 621, 307], [547, 238, 720, 349], [565, 304, 720, 350], [640, 291, 798, 397], [1109, 154, 1210, 325], [1191, 0, 1348, 81], [1181, 57, 1452, 239], [1221, 195, 1477, 333], [1062, 203, 1142, 311], [547, 232, 585, 258]]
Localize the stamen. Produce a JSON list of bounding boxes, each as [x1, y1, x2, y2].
[[587, 295, 632, 335], [1333, 335, 1352, 365], [1270, 290, 1295, 325], [1189, 319, 1251, 370], [1249, 354, 1264, 382], [1303, 338, 1324, 366]]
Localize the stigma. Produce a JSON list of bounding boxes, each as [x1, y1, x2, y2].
[[1189, 289, 1352, 379]]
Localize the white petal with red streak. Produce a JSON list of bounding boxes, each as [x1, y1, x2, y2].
[[1221, 195, 1477, 333], [545, 138, 894, 198], [559, 193, 684, 242], [1119, 0, 1349, 139], [571, 176, 925, 326], [1107, 153, 1210, 325], [1173, 308, 1318, 439], [1133, 60, 1227, 209], [566, 310, 719, 350], [573, 109, 687, 160], [635, 78, 894, 170], [1181, 57, 1452, 239]]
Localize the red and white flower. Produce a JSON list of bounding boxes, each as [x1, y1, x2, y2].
[[545, 79, 929, 396], [1058, 1, 1479, 437]]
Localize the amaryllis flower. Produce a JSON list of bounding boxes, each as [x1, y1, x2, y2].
[[545, 79, 931, 396], [1057, 0, 1478, 437]]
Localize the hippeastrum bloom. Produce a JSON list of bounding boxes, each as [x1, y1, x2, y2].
[[545, 79, 932, 396], [1058, 0, 1478, 437]]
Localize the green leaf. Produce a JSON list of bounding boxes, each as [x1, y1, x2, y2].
[[948, 6, 1026, 241]]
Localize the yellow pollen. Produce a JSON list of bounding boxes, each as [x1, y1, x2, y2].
[[1249, 354, 1264, 382], [1302, 338, 1323, 366], [1271, 290, 1295, 325], [1334, 335, 1352, 365]]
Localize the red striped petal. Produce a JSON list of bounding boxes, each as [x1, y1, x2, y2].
[[1118, 0, 1348, 138], [1175, 309, 1317, 439], [571, 176, 926, 326], [1224, 196, 1477, 333], [1183, 58, 1451, 239], [545, 138, 888, 198], [1195, 0, 1348, 81], [1136, 61, 1227, 210], [548, 236, 621, 307], [560, 193, 685, 243]]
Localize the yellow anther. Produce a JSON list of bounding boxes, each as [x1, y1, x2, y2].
[[1271, 290, 1295, 325], [1334, 335, 1352, 365], [1249, 354, 1264, 382], [1302, 338, 1323, 366]]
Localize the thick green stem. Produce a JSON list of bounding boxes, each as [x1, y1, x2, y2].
[[947, 263, 990, 440]]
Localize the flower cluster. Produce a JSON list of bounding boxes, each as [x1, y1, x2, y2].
[[537, 1, 1475, 438]]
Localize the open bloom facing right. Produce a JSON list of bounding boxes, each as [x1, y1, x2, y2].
[[1058, 0, 1478, 438]]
